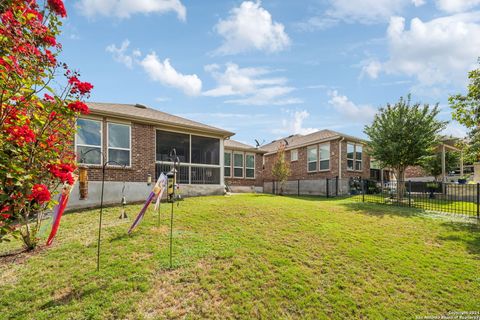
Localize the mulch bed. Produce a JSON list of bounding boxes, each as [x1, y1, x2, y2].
[[0, 245, 47, 266]]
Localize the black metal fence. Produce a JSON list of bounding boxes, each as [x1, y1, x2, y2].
[[353, 179, 480, 218], [264, 177, 350, 198]]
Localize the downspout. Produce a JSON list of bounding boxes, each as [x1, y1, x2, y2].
[[338, 137, 345, 180]]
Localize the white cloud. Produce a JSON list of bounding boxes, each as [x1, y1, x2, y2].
[[203, 63, 301, 105], [273, 110, 318, 135], [362, 13, 480, 91], [106, 39, 141, 69], [140, 53, 202, 96], [443, 122, 467, 138], [76, 0, 186, 20], [328, 90, 376, 122], [412, 0, 426, 6], [106, 40, 202, 96], [214, 1, 290, 55], [325, 0, 409, 24], [436, 0, 480, 13]]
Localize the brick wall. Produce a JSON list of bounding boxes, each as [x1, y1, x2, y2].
[[405, 165, 427, 178], [225, 150, 264, 187], [80, 118, 156, 182], [263, 138, 370, 181]]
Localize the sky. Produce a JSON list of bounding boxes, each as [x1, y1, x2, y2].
[[58, 0, 480, 146]]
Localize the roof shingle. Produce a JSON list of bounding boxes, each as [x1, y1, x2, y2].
[[87, 102, 234, 137]]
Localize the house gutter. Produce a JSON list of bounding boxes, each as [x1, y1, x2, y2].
[[338, 137, 345, 179]]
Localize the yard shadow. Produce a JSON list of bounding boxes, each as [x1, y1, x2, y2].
[[339, 201, 425, 219], [40, 284, 107, 310], [437, 221, 480, 257], [280, 195, 350, 202]]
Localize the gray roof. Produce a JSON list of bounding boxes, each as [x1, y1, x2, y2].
[[224, 139, 267, 153], [262, 129, 366, 153], [87, 102, 234, 137]]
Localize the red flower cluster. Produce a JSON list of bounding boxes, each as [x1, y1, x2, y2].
[[68, 76, 94, 95], [43, 35, 57, 47], [28, 184, 51, 204], [67, 101, 90, 114], [48, 163, 76, 185], [0, 206, 11, 220], [47, 0, 67, 18], [6, 125, 36, 146]]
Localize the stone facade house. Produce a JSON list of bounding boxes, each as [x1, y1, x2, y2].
[[262, 130, 371, 182], [69, 102, 234, 209], [224, 139, 266, 192]]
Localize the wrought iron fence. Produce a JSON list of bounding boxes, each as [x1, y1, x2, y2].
[[353, 179, 480, 218], [264, 177, 350, 197]]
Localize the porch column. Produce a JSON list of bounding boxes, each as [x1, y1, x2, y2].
[[441, 144, 446, 182]]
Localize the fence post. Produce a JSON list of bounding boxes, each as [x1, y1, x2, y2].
[[362, 179, 365, 202], [408, 180, 412, 207], [326, 178, 330, 198], [335, 176, 339, 196], [297, 179, 300, 197], [477, 183, 479, 219], [273, 180, 275, 195]]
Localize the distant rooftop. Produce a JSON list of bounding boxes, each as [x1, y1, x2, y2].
[[86, 102, 234, 137], [262, 129, 365, 153], [224, 139, 267, 153]]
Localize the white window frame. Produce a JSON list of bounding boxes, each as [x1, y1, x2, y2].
[[319, 143, 330, 171], [107, 122, 132, 167], [307, 146, 318, 173], [347, 142, 363, 172], [291, 149, 298, 162], [76, 118, 103, 166], [233, 152, 244, 178], [245, 153, 255, 179], [224, 151, 232, 178]]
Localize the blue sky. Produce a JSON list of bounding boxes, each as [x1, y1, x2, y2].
[[58, 0, 480, 145]]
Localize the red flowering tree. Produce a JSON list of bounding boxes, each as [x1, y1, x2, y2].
[[0, 0, 93, 249]]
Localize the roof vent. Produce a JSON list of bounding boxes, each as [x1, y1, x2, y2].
[[134, 103, 147, 109]]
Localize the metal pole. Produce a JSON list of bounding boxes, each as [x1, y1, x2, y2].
[[326, 178, 330, 198], [477, 183, 479, 220], [362, 179, 365, 202], [297, 179, 300, 197], [336, 176, 339, 196], [408, 180, 412, 207], [97, 163, 106, 272], [169, 201, 174, 268]]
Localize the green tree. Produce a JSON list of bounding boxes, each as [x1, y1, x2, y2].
[[449, 59, 480, 161], [420, 151, 460, 181], [271, 143, 290, 195], [0, 0, 92, 249], [364, 96, 447, 198]]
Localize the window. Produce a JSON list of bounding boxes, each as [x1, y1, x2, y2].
[[307, 146, 317, 172], [319, 143, 330, 171], [347, 143, 363, 171], [76, 118, 102, 165], [245, 154, 255, 178], [233, 153, 244, 178], [356, 145, 363, 171], [291, 149, 298, 161], [191, 135, 220, 165], [224, 152, 232, 177], [107, 123, 131, 166], [156, 130, 190, 163]]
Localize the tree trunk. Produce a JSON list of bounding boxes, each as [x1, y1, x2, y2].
[[396, 167, 406, 201]]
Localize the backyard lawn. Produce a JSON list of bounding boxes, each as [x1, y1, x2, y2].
[[1, 194, 479, 319]]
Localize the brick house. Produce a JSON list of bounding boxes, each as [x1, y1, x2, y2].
[[224, 139, 266, 192], [69, 102, 234, 209], [262, 130, 371, 182]]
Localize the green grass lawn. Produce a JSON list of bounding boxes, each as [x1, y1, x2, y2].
[[1, 194, 479, 319]]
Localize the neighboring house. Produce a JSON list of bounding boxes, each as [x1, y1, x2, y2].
[[70, 102, 234, 209], [404, 137, 464, 182], [262, 130, 371, 182], [224, 139, 266, 193]]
